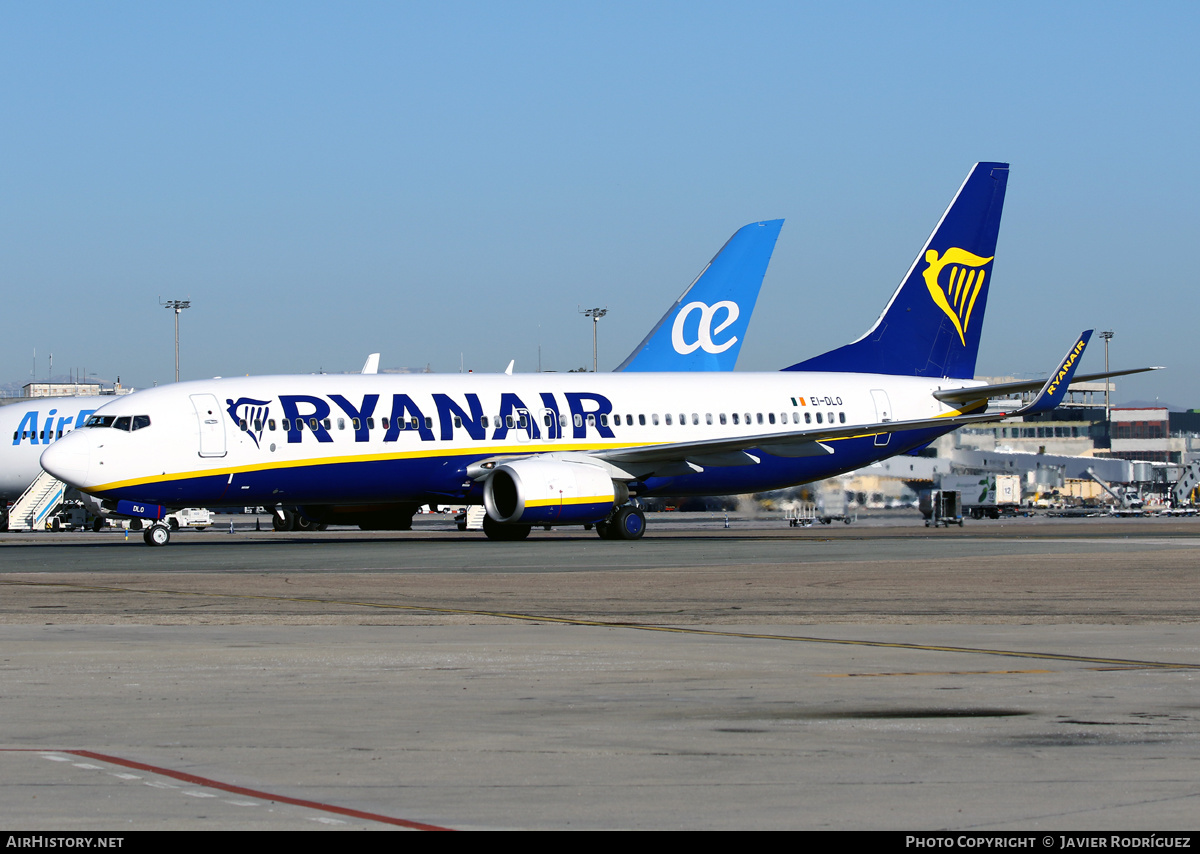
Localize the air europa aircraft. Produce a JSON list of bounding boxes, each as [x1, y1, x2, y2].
[[2, 398, 103, 496], [40, 162, 1157, 545], [0, 397, 105, 527]]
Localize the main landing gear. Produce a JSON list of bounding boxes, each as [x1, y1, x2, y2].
[[595, 505, 646, 540], [272, 508, 328, 532], [478, 504, 646, 541]]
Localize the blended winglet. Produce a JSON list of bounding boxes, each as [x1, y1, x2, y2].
[[1017, 330, 1092, 415]]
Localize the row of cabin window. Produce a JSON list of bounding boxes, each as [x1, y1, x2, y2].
[[242, 414, 554, 432], [605, 411, 846, 427], [240, 409, 848, 434], [240, 416, 434, 432], [14, 428, 68, 441]]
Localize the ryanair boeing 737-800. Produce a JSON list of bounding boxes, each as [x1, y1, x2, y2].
[[4, 218, 780, 532], [40, 163, 1157, 544]]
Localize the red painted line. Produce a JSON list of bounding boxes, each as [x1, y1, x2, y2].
[[4, 748, 451, 830]]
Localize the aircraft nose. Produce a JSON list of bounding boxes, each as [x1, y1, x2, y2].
[[40, 439, 91, 488]]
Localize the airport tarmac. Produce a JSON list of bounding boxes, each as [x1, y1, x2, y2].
[[2, 513, 1199, 830]]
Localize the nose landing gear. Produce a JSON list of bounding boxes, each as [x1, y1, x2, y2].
[[143, 524, 170, 546]]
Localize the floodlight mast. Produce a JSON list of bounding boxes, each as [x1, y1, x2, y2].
[[580, 307, 608, 372], [1100, 330, 1115, 422], [160, 299, 191, 383]]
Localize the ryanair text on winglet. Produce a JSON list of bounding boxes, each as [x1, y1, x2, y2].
[[1045, 338, 1087, 399]]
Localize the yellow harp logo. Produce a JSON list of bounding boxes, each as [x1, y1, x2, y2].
[[921, 247, 993, 346]]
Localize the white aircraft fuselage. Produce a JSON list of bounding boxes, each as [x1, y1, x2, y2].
[[39, 371, 981, 512]]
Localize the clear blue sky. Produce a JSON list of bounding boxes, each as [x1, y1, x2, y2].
[[3, 2, 1196, 405]]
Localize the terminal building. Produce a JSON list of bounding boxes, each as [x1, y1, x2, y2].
[[820, 379, 1200, 512], [0, 380, 133, 408], [21, 381, 104, 398]]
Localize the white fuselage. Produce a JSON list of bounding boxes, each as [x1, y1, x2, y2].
[[40, 371, 979, 509]]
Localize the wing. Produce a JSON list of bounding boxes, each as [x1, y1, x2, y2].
[[933, 367, 1163, 407]]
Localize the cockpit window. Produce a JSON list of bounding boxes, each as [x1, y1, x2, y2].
[[84, 414, 151, 430]]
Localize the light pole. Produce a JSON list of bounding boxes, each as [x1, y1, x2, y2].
[[580, 307, 607, 372], [1100, 330, 1114, 423], [161, 299, 191, 383]]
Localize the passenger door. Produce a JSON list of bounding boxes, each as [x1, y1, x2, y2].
[[191, 394, 227, 458]]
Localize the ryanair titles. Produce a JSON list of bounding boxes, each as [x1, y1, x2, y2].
[[1045, 338, 1088, 399], [227, 391, 617, 445]]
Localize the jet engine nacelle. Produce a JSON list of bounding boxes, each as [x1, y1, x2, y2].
[[483, 458, 627, 525]]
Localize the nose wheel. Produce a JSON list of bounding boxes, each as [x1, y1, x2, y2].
[[143, 524, 171, 546]]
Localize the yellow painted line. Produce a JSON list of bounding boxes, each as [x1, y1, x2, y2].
[[3, 579, 1197, 671]]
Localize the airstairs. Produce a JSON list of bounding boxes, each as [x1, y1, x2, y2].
[[1174, 462, 1200, 507], [458, 505, 487, 531], [7, 469, 67, 532]]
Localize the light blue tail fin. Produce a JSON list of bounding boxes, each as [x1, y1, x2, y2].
[[784, 162, 1009, 379], [616, 219, 784, 372]]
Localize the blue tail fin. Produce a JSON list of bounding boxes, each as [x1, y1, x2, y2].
[[616, 219, 783, 372], [784, 162, 1009, 379]]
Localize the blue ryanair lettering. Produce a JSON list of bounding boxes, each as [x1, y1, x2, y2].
[[330, 394, 379, 443], [565, 392, 614, 439], [279, 395, 333, 443], [434, 393, 485, 441], [254, 390, 613, 445], [492, 393, 539, 441], [384, 394, 434, 442], [539, 392, 562, 440]]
